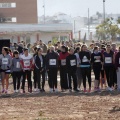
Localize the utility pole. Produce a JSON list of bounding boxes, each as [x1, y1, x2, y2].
[[103, 0, 106, 22], [43, 0, 45, 24], [88, 8, 90, 40]]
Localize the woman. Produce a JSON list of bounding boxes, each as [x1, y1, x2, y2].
[[115, 46, 120, 91], [91, 46, 103, 92], [79, 45, 91, 92], [59, 46, 69, 92], [74, 47, 82, 90], [34, 48, 46, 92], [0, 47, 12, 93], [103, 45, 114, 91]]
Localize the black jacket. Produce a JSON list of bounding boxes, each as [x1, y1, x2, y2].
[[66, 54, 77, 72], [34, 55, 45, 71]]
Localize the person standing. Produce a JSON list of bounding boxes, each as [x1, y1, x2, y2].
[[34, 48, 46, 92], [79, 45, 91, 93], [11, 51, 22, 93], [20, 48, 33, 93], [0, 47, 12, 93], [91, 46, 103, 92], [66, 48, 79, 92], [46, 46, 59, 93], [59, 46, 69, 92], [103, 45, 114, 91], [74, 47, 82, 90]]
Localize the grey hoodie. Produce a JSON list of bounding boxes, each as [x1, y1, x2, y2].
[[0, 54, 12, 70]]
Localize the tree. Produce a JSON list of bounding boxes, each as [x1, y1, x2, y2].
[[96, 18, 119, 41]]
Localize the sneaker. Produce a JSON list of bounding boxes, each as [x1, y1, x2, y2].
[[55, 89, 58, 93], [2, 89, 5, 93], [109, 87, 113, 92], [29, 89, 32, 93], [5, 90, 8, 94], [106, 87, 110, 91], [23, 90, 25, 93], [14, 90, 16, 93], [34, 88, 37, 92], [50, 88, 53, 93], [16, 90, 20, 93], [74, 89, 79, 92], [88, 89, 91, 93]]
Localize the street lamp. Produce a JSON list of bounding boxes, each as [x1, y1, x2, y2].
[[103, 0, 106, 22]]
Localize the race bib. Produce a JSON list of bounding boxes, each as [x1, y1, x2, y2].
[[94, 56, 100, 62], [105, 57, 112, 63], [24, 60, 30, 67], [82, 56, 88, 62], [49, 59, 56, 65], [70, 60, 76, 66], [2, 58, 8, 64], [16, 62, 20, 68], [61, 59, 66, 66], [41, 62, 43, 67]]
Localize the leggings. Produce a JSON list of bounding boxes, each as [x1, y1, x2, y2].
[[93, 66, 101, 80]]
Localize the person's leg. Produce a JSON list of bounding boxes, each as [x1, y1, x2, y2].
[[1, 72, 5, 92], [33, 69, 37, 89], [12, 72, 17, 91], [68, 72, 72, 90], [17, 72, 21, 90], [76, 67, 80, 89], [104, 67, 110, 87], [81, 68, 87, 91], [48, 68, 53, 91], [53, 68, 57, 90], [72, 72, 77, 90], [86, 67, 91, 91], [41, 70, 45, 91], [60, 67, 63, 90], [22, 71, 26, 92], [109, 67, 114, 88], [27, 70, 32, 92], [5, 73, 9, 92], [117, 67, 120, 91]]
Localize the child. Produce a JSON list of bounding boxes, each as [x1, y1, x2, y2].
[[12, 51, 22, 93]]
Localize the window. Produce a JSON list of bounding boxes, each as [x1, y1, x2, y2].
[[0, 3, 16, 8], [0, 17, 17, 23]]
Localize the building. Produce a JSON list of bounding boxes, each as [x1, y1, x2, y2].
[[0, 0, 38, 23], [0, 23, 73, 44]]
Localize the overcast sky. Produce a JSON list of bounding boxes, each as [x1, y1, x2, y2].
[[37, 0, 120, 17]]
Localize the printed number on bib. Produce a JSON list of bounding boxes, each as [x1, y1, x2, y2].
[[2, 58, 8, 64], [70, 60, 76, 66], [105, 57, 112, 63], [49, 59, 56, 65], [16, 62, 20, 68], [61, 59, 66, 66], [24, 60, 30, 67], [94, 56, 100, 62]]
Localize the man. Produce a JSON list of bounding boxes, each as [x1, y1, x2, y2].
[[46, 46, 59, 93]]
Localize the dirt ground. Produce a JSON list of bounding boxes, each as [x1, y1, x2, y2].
[[0, 80, 120, 120]]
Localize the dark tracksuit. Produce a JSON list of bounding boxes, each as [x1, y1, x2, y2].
[[46, 51, 59, 90], [103, 51, 114, 88], [59, 52, 69, 90], [91, 52, 103, 81], [66, 54, 77, 90], [79, 51, 91, 89], [34, 55, 46, 90]]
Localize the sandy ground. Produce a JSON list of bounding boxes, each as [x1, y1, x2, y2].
[[0, 76, 120, 120]]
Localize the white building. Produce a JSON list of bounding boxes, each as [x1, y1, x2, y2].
[[0, 23, 73, 44]]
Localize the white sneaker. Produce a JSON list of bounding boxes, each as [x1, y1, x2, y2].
[[34, 88, 37, 92], [55, 89, 58, 93], [109, 87, 113, 91], [50, 88, 53, 93], [106, 87, 110, 91], [14, 90, 16, 93], [16, 90, 20, 93]]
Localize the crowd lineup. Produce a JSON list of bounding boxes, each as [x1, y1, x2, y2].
[[0, 39, 120, 94]]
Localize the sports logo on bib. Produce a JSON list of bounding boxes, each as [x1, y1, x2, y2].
[[105, 57, 112, 63], [2, 58, 8, 64], [70, 60, 76, 66], [24, 60, 30, 67], [82, 56, 88, 62], [61, 59, 66, 66], [49, 59, 56, 65]]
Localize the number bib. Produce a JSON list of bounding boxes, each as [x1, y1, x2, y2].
[[105, 57, 112, 63], [94, 56, 100, 62], [16, 62, 20, 68], [61, 59, 66, 66], [70, 60, 76, 66], [24, 60, 30, 67], [2, 58, 8, 64], [49, 59, 56, 65], [82, 56, 88, 62]]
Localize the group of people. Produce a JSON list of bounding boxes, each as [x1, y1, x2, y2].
[[0, 39, 120, 94]]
